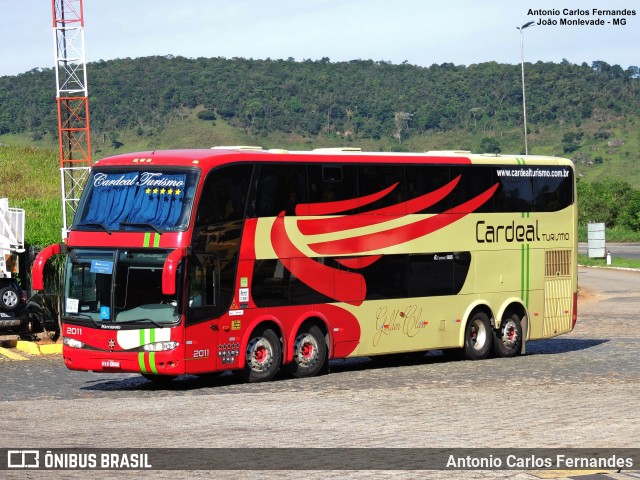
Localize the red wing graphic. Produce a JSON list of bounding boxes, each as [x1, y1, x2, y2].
[[309, 183, 498, 255], [295, 182, 398, 216], [297, 175, 461, 235], [270, 213, 366, 306], [269, 178, 498, 305]]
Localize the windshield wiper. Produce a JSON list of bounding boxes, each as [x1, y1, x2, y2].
[[78, 222, 112, 235], [117, 318, 166, 328], [119, 222, 162, 234], [63, 313, 101, 328]]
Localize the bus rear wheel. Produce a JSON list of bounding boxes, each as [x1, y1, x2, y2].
[[241, 327, 281, 383], [463, 312, 492, 360], [493, 312, 523, 358], [283, 324, 327, 378]]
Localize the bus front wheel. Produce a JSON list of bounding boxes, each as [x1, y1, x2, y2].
[[241, 327, 281, 383], [283, 324, 327, 378], [463, 312, 492, 360], [493, 312, 523, 358]]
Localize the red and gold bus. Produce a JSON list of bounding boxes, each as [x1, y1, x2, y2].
[[32, 147, 577, 382]]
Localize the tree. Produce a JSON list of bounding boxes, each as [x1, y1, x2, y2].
[[479, 137, 501, 154], [392, 112, 412, 144]]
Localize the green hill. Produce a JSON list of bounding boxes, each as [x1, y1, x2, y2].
[[1, 56, 638, 185], [1, 56, 639, 245]]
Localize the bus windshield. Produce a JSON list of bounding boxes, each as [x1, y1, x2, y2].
[[74, 169, 199, 232], [63, 249, 180, 325]]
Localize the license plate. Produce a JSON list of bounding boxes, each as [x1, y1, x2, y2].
[[101, 360, 121, 368]]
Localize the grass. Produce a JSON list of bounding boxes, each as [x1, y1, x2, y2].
[[578, 254, 640, 269]]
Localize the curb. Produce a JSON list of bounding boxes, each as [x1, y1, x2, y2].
[[15, 340, 62, 355]]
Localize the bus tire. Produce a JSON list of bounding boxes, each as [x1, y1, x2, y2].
[[241, 327, 281, 383], [463, 311, 492, 360], [283, 324, 327, 378], [493, 311, 523, 358]]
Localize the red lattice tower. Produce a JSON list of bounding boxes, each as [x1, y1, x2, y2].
[[52, 0, 91, 238]]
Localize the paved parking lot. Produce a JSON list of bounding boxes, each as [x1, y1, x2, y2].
[[1, 266, 639, 479]]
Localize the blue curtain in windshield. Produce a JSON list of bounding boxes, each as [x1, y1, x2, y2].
[[81, 172, 139, 229], [80, 172, 187, 230], [126, 174, 186, 227]]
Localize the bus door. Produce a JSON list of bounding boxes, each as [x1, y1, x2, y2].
[[184, 253, 220, 374]]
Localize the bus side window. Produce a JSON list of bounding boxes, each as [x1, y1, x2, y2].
[[534, 169, 573, 212], [196, 165, 253, 226], [405, 166, 451, 213], [255, 164, 308, 217], [357, 165, 406, 212], [187, 255, 219, 324], [307, 164, 358, 213], [494, 172, 534, 213], [450, 166, 495, 213]]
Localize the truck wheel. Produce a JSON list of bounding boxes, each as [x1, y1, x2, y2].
[[493, 312, 523, 357], [463, 311, 492, 360], [283, 324, 326, 378], [0, 286, 20, 312], [240, 327, 281, 383]]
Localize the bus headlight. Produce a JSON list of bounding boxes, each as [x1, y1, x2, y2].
[[143, 341, 179, 352], [63, 337, 85, 349]]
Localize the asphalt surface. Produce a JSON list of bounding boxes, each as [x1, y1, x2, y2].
[[0, 266, 639, 479]]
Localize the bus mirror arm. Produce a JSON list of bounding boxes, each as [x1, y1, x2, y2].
[[162, 247, 189, 296], [32, 244, 67, 291]]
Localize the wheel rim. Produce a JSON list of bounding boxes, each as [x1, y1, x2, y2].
[[470, 318, 488, 351], [246, 337, 274, 373], [293, 333, 319, 367], [2, 290, 18, 308], [500, 319, 519, 348]]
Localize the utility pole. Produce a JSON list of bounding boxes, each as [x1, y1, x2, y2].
[[52, 0, 91, 238], [517, 21, 535, 155]]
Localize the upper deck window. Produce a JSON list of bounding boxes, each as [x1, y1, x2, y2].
[[74, 169, 199, 232]]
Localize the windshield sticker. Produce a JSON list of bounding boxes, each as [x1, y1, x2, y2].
[[93, 172, 186, 189], [100, 306, 110, 320], [90, 260, 114, 274], [66, 298, 79, 314]]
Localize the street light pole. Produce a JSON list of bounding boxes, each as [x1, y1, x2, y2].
[[517, 21, 535, 155]]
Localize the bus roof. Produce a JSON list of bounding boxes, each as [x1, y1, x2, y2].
[[92, 147, 574, 170]]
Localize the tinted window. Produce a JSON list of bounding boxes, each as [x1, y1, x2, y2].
[[405, 166, 452, 213], [196, 164, 253, 226], [357, 165, 406, 212], [363, 255, 408, 300], [450, 166, 495, 213], [534, 168, 573, 211], [494, 170, 535, 213], [256, 164, 308, 217], [408, 252, 471, 297], [251, 260, 290, 306], [307, 164, 358, 214]]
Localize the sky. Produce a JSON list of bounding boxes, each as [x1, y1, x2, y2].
[[1, 0, 638, 77]]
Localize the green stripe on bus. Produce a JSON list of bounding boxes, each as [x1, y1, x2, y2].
[[153, 233, 160, 247], [149, 352, 157, 374], [150, 329, 155, 344], [521, 244, 525, 300], [520, 243, 531, 307], [143, 232, 151, 247], [525, 243, 530, 307], [138, 352, 147, 373], [140, 329, 145, 346]]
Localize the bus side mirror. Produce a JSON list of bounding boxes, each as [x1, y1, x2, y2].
[[32, 244, 64, 291], [162, 247, 189, 295]]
